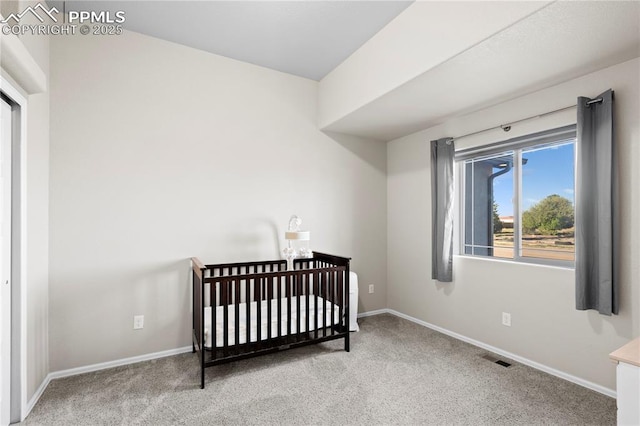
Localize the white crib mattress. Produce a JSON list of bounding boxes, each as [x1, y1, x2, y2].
[[203, 296, 340, 348]]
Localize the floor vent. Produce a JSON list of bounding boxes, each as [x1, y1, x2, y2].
[[481, 354, 512, 368], [481, 354, 498, 362]]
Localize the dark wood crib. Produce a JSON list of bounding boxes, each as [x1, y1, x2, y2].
[[191, 252, 351, 388]]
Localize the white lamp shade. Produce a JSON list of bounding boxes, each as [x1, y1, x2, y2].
[[285, 231, 310, 241]]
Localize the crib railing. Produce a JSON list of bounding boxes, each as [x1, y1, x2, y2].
[[191, 252, 350, 389]]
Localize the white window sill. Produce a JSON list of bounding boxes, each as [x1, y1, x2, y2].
[[453, 254, 575, 271]]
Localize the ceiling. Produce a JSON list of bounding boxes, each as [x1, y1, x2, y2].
[[48, 0, 412, 81], [44, 1, 640, 141], [322, 0, 640, 140]]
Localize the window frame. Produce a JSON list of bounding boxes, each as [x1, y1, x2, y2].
[[456, 125, 577, 269]]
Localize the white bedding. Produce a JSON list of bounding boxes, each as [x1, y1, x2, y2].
[[204, 296, 341, 348]]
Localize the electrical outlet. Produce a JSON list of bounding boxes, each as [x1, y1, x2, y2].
[[133, 315, 144, 330], [502, 312, 511, 327], [368, 284, 374, 294]]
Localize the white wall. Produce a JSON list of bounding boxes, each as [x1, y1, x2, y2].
[[49, 30, 387, 371], [0, 0, 51, 403], [387, 58, 639, 391], [318, 1, 548, 129]]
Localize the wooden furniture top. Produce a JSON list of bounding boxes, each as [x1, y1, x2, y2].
[[610, 337, 640, 367], [191, 257, 205, 271]]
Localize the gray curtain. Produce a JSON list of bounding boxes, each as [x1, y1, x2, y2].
[[575, 89, 618, 315], [431, 138, 455, 282]]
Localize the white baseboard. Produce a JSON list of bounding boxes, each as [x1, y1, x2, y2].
[[358, 308, 390, 318], [24, 345, 193, 420], [383, 309, 616, 399], [24, 374, 51, 421], [47, 345, 193, 381]]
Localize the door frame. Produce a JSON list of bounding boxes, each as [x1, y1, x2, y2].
[[0, 76, 28, 424]]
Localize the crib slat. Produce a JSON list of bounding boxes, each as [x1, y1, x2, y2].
[[267, 276, 273, 340], [212, 280, 216, 359], [318, 271, 323, 337], [286, 274, 292, 338], [337, 270, 343, 334], [314, 270, 319, 340], [223, 279, 229, 356], [277, 275, 282, 338], [246, 278, 251, 345], [322, 271, 327, 337], [330, 270, 335, 336], [305, 273, 310, 336], [296, 272, 301, 341], [256, 277, 262, 343], [234, 279, 240, 349]]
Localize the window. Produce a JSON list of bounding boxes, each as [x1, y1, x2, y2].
[[459, 126, 576, 267]]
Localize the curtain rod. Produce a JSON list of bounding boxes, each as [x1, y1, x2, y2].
[[451, 97, 603, 142]]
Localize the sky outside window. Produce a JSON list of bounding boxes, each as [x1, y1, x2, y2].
[[493, 141, 575, 217]]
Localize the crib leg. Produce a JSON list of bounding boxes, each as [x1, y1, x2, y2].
[[200, 351, 205, 389], [344, 333, 350, 352], [192, 342, 196, 353]]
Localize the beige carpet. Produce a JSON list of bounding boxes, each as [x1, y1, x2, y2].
[[23, 314, 616, 425]]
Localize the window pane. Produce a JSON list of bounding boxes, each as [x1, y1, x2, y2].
[[520, 141, 575, 261], [464, 152, 514, 259]]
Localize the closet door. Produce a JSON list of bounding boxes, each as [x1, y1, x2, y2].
[[0, 97, 12, 426]]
